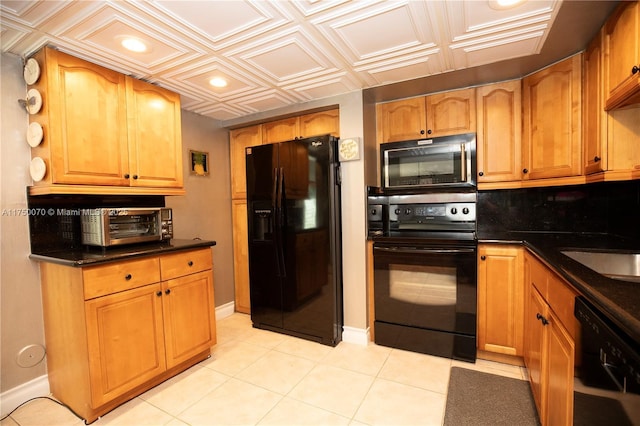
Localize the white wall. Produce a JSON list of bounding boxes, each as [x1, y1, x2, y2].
[[1, 53, 48, 400], [165, 111, 235, 306]]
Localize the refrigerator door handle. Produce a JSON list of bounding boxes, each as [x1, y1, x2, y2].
[[277, 167, 284, 211], [272, 167, 278, 208], [277, 166, 286, 277]]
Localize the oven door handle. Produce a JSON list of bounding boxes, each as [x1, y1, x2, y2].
[[374, 247, 475, 255]]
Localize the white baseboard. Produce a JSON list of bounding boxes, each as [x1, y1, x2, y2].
[[215, 301, 235, 320], [341, 326, 370, 346], [0, 374, 50, 417]]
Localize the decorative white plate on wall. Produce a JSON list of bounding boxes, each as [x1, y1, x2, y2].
[[30, 157, 46, 182], [26, 89, 42, 115], [23, 58, 40, 85], [27, 122, 44, 147]]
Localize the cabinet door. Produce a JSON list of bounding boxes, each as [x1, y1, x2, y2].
[[232, 199, 251, 314], [263, 117, 299, 143], [607, 107, 640, 176], [85, 283, 166, 407], [583, 31, 607, 174], [46, 49, 129, 186], [126, 77, 183, 188], [426, 87, 476, 137], [230, 125, 263, 199], [522, 54, 582, 180], [546, 313, 575, 426], [525, 285, 547, 420], [476, 81, 522, 183], [376, 97, 427, 143], [162, 270, 216, 369], [477, 245, 524, 356], [604, 0, 640, 109], [299, 109, 339, 138]]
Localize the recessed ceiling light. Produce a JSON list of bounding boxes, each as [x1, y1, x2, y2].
[[209, 77, 228, 88], [489, 0, 525, 9], [121, 37, 147, 53]]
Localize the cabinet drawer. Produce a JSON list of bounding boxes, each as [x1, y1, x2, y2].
[[547, 273, 579, 339], [160, 248, 212, 280], [529, 256, 549, 298], [83, 257, 160, 300]]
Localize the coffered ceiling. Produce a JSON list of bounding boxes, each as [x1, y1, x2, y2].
[[0, 1, 613, 121]]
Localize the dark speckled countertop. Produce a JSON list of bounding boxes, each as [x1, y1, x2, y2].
[[479, 231, 640, 346], [29, 239, 216, 267]]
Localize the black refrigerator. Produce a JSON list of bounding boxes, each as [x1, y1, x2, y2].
[[245, 134, 343, 346]]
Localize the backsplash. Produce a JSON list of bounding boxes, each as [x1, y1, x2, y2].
[[27, 193, 165, 254], [477, 180, 640, 241]]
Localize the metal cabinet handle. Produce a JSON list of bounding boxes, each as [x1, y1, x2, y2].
[[632, 65, 639, 75], [420, 129, 425, 135], [594, 156, 601, 162], [188, 261, 194, 266], [165, 289, 171, 295], [156, 291, 162, 297], [523, 168, 529, 174], [125, 274, 132, 280], [124, 174, 130, 179], [427, 129, 432, 135], [478, 171, 484, 177], [536, 313, 549, 325], [480, 255, 486, 260]]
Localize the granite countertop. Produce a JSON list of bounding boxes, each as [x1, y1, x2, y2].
[[29, 239, 217, 267], [479, 231, 640, 345]]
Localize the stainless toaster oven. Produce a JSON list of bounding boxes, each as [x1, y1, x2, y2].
[[80, 207, 173, 247]]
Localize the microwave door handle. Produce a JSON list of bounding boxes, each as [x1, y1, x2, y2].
[[460, 143, 467, 182]]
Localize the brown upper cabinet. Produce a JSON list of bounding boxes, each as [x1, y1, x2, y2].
[[28, 47, 183, 193], [604, 0, 640, 110], [262, 109, 339, 144], [476, 81, 522, 183], [583, 29, 607, 175], [376, 88, 476, 143], [125, 77, 183, 189], [522, 54, 583, 180], [230, 125, 263, 200]]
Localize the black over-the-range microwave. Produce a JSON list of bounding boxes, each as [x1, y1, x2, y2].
[[380, 133, 476, 190]]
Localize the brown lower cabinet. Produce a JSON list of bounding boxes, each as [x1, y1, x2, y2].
[[523, 251, 578, 426], [39, 248, 216, 423], [477, 245, 525, 361]]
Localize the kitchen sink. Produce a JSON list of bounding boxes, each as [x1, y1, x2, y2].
[[561, 250, 640, 283]]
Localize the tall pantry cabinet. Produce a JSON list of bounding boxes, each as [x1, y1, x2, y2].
[[230, 111, 339, 314]]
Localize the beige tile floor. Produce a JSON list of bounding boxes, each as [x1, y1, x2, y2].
[[1, 313, 528, 426]]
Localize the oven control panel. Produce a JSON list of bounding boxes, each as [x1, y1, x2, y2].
[[390, 202, 476, 223], [367, 191, 477, 237]]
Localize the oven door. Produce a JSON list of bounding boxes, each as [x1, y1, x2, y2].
[[373, 240, 477, 361]]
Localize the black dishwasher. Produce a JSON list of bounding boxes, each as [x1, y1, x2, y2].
[[573, 296, 640, 425]]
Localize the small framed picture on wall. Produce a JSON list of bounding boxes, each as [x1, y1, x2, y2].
[[190, 150, 209, 176]]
